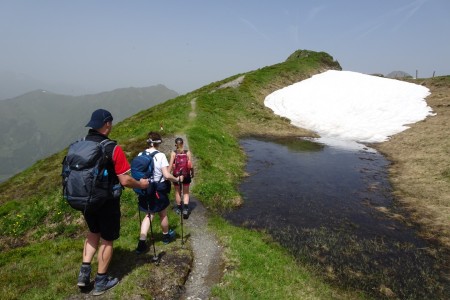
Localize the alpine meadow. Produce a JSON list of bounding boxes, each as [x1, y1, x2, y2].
[[1, 50, 449, 299]]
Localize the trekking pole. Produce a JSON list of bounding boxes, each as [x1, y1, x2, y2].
[[138, 203, 142, 229], [147, 202, 159, 263], [178, 171, 184, 245]]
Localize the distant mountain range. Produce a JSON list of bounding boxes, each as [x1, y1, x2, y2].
[[0, 70, 91, 100], [0, 85, 178, 182]]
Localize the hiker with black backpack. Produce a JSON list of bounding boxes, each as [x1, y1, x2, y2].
[[169, 137, 194, 219], [63, 109, 149, 296], [133, 131, 183, 254]]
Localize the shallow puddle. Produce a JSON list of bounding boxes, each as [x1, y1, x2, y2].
[[224, 137, 448, 299]]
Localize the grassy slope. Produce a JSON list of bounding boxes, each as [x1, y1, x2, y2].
[[0, 86, 178, 182], [0, 50, 374, 299], [374, 76, 450, 248]]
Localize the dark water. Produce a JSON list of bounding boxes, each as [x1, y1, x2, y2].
[[224, 138, 448, 299]]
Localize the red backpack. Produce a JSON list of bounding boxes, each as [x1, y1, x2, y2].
[[173, 150, 190, 177]]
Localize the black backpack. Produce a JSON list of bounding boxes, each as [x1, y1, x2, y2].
[[61, 138, 117, 212]]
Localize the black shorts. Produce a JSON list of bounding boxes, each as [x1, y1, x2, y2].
[[138, 190, 170, 213], [173, 176, 192, 186], [83, 198, 121, 241]]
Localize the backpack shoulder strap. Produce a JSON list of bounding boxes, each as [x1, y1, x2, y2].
[[141, 150, 159, 158], [147, 150, 160, 179], [100, 139, 116, 147], [174, 149, 187, 155]]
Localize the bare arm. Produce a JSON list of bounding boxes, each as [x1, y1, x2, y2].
[[187, 150, 194, 177], [161, 166, 183, 183], [168, 151, 175, 173], [117, 173, 149, 189]]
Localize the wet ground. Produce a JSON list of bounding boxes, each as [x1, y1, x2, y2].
[[224, 137, 449, 299]]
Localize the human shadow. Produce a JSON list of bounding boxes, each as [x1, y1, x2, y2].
[[76, 247, 167, 296], [110, 247, 167, 281], [186, 199, 198, 212]]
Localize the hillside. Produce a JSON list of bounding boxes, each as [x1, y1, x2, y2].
[[0, 85, 178, 182], [1, 50, 448, 299], [0, 50, 353, 299]]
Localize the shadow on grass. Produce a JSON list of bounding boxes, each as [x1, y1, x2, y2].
[[110, 247, 167, 280], [93, 241, 192, 299]]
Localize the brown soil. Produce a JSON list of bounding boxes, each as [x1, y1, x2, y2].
[[373, 76, 450, 248]]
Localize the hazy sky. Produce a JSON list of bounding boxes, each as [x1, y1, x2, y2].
[[1, 0, 449, 96]]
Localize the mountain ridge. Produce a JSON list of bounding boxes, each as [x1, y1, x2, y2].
[[0, 84, 178, 181], [1, 50, 449, 299]]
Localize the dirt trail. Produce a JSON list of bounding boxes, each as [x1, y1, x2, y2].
[[178, 98, 224, 299], [180, 197, 223, 299]]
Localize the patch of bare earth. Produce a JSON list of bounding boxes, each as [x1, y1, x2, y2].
[[162, 131, 224, 300], [374, 77, 450, 250], [67, 248, 192, 300]]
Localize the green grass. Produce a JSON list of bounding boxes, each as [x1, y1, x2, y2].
[[0, 189, 188, 300], [209, 217, 366, 300], [0, 49, 368, 299], [0, 239, 81, 299]]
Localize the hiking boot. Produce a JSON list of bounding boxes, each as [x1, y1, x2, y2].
[[162, 229, 175, 244], [92, 274, 119, 296], [77, 264, 91, 287], [135, 240, 149, 254], [174, 206, 181, 215], [182, 207, 190, 220]]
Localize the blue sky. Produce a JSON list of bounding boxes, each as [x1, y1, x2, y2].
[[1, 0, 449, 96]]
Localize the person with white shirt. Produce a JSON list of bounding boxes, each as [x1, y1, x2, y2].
[[135, 131, 183, 253]]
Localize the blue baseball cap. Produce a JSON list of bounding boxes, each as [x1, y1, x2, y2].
[[86, 109, 113, 129]]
